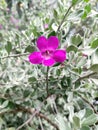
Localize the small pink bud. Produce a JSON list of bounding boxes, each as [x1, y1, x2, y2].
[[44, 24, 48, 29], [6, 8, 10, 12], [82, 53, 88, 57], [0, 24, 3, 30]]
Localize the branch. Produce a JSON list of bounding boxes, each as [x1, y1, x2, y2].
[[1, 53, 29, 59], [0, 108, 28, 116], [38, 112, 59, 130], [46, 67, 49, 97], [0, 105, 59, 130], [77, 93, 98, 114], [56, 4, 73, 33], [16, 96, 47, 130], [73, 72, 96, 84], [0, 94, 59, 130], [16, 109, 39, 130], [38, 117, 44, 130]]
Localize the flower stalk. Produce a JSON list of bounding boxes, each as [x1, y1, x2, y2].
[[46, 66, 49, 97]]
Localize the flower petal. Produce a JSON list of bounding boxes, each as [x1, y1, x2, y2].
[[47, 36, 59, 50], [37, 36, 48, 51], [29, 52, 43, 64], [53, 50, 66, 62], [43, 58, 55, 66]]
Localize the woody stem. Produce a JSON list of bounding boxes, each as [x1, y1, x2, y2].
[[46, 67, 49, 97]]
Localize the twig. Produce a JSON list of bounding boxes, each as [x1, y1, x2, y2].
[[1, 53, 29, 59], [38, 117, 44, 130], [73, 72, 96, 84], [38, 113, 59, 130], [77, 93, 98, 114], [23, 7, 28, 21], [56, 4, 73, 33], [0, 108, 28, 116], [16, 109, 39, 130], [0, 107, 59, 130], [46, 67, 49, 97], [16, 94, 59, 130], [0, 94, 59, 130], [16, 98, 45, 130]]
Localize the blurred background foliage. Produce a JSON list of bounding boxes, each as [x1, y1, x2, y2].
[[0, 0, 98, 130]]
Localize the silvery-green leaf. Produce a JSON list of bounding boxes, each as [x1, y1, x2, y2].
[[56, 114, 71, 130], [82, 114, 98, 126]]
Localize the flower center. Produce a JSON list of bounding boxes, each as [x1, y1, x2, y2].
[[42, 50, 53, 59]]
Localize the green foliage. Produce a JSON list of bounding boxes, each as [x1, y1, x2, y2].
[[5, 41, 12, 54], [90, 64, 98, 73], [82, 114, 98, 126], [71, 34, 82, 46], [0, 0, 98, 130], [80, 126, 90, 130], [91, 39, 98, 48], [72, 0, 79, 5], [73, 116, 80, 129]]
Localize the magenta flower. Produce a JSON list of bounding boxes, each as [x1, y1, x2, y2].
[[29, 36, 66, 66]]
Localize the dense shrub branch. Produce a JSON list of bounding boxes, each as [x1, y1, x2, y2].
[[73, 72, 97, 83], [0, 95, 59, 130]]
